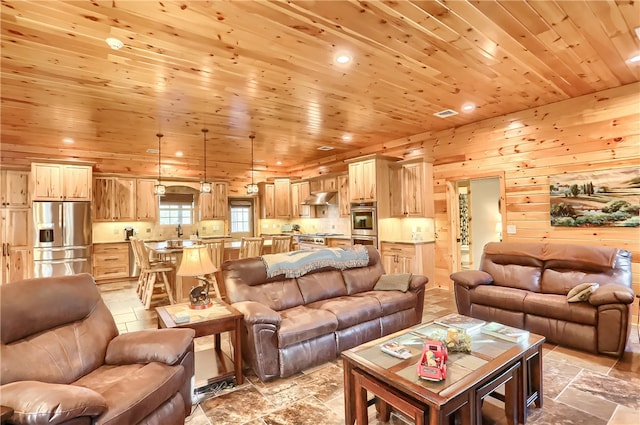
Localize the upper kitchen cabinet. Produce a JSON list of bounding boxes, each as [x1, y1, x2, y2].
[[31, 163, 92, 201], [135, 179, 158, 221], [93, 177, 136, 222], [258, 182, 275, 219], [338, 174, 349, 217], [274, 178, 291, 219], [389, 158, 434, 218], [346, 155, 396, 217], [309, 176, 338, 193], [291, 181, 315, 218], [199, 181, 228, 220], [0, 170, 29, 207]]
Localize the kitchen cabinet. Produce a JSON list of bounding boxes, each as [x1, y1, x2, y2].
[[291, 181, 315, 218], [309, 176, 338, 193], [380, 242, 434, 278], [1, 170, 29, 207], [338, 174, 349, 217], [93, 177, 136, 221], [31, 163, 92, 201], [274, 178, 291, 218], [258, 182, 275, 219], [390, 159, 434, 218], [93, 243, 130, 281], [135, 179, 158, 221], [327, 238, 351, 249], [347, 155, 396, 217], [199, 182, 229, 220], [1, 208, 31, 284]]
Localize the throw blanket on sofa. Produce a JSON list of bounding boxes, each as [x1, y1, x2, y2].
[[262, 245, 369, 278]]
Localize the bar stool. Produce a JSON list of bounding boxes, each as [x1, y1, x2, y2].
[[271, 235, 293, 254], [239, 237, 264, 259], [132, 238, 175, 309], [202, 239, 225, 301]]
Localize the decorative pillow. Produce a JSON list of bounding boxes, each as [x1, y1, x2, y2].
[[567, 282, 599, 302], [374, 273, 412, 292]]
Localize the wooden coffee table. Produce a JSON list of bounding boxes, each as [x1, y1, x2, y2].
[[156, 299, 243, 387], [342, 319, 545, 425]]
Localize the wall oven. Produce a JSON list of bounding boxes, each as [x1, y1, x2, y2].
[[350, 202, 377, 236], [351, 235, 377, 247]]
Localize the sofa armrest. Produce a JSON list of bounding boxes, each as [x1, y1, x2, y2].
[[408, 274, 429, 292], [233, 301, 282, 326], [450, 270, 494, 288], [0, 381, 107, 425], [105, 328, 195, 366], [589, 284, 635, 306]]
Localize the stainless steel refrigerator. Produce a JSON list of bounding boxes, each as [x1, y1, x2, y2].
[[33, 201, 92, 278]]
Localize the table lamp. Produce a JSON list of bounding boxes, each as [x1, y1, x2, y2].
[[177, 245, 216, 309]]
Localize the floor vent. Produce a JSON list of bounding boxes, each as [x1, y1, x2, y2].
[[433, 109, 458, 118]]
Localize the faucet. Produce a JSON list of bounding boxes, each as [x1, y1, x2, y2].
[[176, 224, 183, 238]]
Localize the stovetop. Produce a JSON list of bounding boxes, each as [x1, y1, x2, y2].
[[297, 233, 345, 245], [298, 233, 344, 237]]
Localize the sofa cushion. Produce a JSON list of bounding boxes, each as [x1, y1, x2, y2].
[[356, 290, 417, 316], [342, 247, 385, 294], [540, 268, 620, 295], [73, 362, 186, 425], [277, 306, 338, 348], [297, 270, 347, 304], [308, 295, 382, 330], [470, 285, 528, 311], [522, 292, 597, 325], [481, 262, 542, 292], [374, 273, 412, 292]]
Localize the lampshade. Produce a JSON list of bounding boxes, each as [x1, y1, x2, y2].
[[177, 245, 216, 277]]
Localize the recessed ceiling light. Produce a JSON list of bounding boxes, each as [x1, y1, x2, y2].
[[317, 146, 334, 151], [341, 134, 352, 142], [462, 103, 475, 112], [276, 161, 282, 165], [62, 137, 74, 144], [335, 53, 351, 64], [175, 151, 183, 157], [105, 37, 123, 50], [628, 54, 640, 63]]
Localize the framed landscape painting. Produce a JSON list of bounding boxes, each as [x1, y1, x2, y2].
[[550, 167, 640, 227]]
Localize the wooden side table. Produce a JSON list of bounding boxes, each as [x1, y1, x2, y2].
[[156, 299, 244, 387]]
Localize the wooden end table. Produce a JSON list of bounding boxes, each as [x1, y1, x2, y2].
[[156, 299, 244, 387]]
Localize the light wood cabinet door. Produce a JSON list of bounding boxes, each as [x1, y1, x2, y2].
[[1, 208, 31, 284], [94, 177, 135, 221], [259, 183, 275, 218], [2, 247, 30, 284], [291, 181, 313, 218], [380, 242, 418, 274], [338, 174, 349, 217], [1, 170, 29, 207], [32, 163, 63, 200], [323, 176, 338, 191], [274, 178, 291, 218], [199, 192, 214, 220], [291, 183, 301, 217], [93, 177, 114, 221], [389, 165, 404, 217], [389, 160, 434, 218], [348, 162, 363, 202], [349, 159, 376, 202], [62, 165, 92, 200], [135, 179, 158, 221], [93, 243, 129, 281], [212, 182, 228, 219]]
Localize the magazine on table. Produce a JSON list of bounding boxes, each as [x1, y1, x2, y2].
[[434, 313, 486, 333], [380, 341, 413, 359], [481, 322, 530, 343]]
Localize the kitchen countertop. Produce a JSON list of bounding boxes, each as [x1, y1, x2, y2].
[[379, 239, 435, 245]]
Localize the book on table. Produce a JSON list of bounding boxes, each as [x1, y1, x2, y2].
[[380, 341, 413, 359], [480, 322, 530, 342], [434, 313, 486, 333]]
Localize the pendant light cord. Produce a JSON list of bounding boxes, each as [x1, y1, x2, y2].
[[250, 134, 255, 185], [202, 128, 208, 182], [156, 133, 163, 184]]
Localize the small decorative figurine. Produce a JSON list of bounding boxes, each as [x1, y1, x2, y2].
[[417, 340, 448, 381]]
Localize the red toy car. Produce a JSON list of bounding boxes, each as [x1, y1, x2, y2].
[[417, 340, 448, 381]]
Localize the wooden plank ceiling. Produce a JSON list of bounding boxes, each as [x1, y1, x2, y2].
[[1, 0, 638, 180]]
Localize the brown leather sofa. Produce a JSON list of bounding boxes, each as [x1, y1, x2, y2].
[[0, 274, 195, 425], [451, 242, 634, 357], [222, 246, 428, 381]]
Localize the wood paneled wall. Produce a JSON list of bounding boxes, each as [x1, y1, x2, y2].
[[427, 83, 639, 308]]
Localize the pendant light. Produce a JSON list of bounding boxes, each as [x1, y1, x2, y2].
[[200, 128, 212, 194], [153, 133, 166, 196], [246, 134, 259, 195]]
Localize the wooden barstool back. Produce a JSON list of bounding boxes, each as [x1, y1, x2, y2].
[[271, 235, 293, 254], [132, 238, 175, 309], [202, 239, 225, 300], [239, 237, 264, 259]]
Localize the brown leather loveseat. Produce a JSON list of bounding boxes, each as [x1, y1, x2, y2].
[[451, 242, 634, 357], [0, 274, 195, 425], [222, 246, 428, 381]]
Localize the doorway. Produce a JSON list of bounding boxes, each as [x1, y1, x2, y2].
[[229, 198, 256, 240], [447, 174, 504, 273]]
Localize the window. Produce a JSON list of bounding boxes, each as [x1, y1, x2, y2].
[[230, 205, 250, 232], [159, 193, 194, 225]]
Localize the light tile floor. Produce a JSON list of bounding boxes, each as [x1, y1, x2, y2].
[[98, 281, 640, 425]]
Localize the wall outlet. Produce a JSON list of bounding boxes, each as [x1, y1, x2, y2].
[[112, 228, 118, 235], [213, 225, 219, 231], [416, 226, 422, 232], [146, 228, 151, 233], [506, 225, 517, 234]]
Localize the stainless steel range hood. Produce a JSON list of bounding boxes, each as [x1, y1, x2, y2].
[[301, 191, 337, 205]]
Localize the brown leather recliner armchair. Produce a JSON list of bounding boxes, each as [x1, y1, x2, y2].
[[0, 274, 195, 425]]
